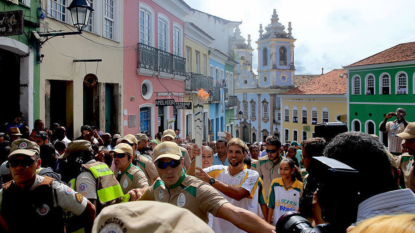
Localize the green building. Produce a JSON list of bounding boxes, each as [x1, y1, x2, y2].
[[0, 0, 41, 130], [345, 42, 415, 146], [225, 61, 238, 137]]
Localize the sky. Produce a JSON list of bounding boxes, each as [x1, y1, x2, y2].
[[185, 0, 415, 75]]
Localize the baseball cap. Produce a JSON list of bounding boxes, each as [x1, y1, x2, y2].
[[0, 161, 10, 175], [58, 140, 93, 159], [92, 201, 214, 233], [122, 134, 138, 145], [397, 123, 415, 140], [153, 142, 182, 162], [8, 127, 22, 136], [111, 143, 133, 155], [136, 133, 148, 142], [9, 139, 40, 157], [162, 129, 176, 139], [291, 141, 299, 146], [150, 140, 158, 144], [113, 134, 121, 139]]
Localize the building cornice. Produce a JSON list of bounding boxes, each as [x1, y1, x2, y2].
[[184, 22, 214, 48], [255, 37, 296, 44], [345, 60, 415, 71], [280, 94, 347, 99], [209, 48, 229, 63], [153, 0, 191, 20]]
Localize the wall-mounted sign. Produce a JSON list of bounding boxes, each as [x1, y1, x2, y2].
[[175, 102, 192, 109], [303, 126, 310, 132], [0, 10, 24, 36], [156, 99, 175, 106]]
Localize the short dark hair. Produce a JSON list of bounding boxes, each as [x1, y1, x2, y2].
[[266, 136, 281, 148], [324, 132, 396, 200], [40, 144, 57, 170], [244, 156, 251, 167], [34, 131, 48, 141], [81, 125, 91, 132], [301, 138, 326, 158], [249, 145, 259, 152], [217, 138, 228, 147], [54, 141, 66, 151]]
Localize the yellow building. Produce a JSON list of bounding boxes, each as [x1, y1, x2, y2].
[[40, 0, 124, 138], [183, 22, 214, 141], [280, 69, 347, 143]]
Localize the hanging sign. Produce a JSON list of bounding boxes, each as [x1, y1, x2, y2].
[[156, 99, 175, 106], [175, 102, 192, 109], [0, 10, 24, 36]]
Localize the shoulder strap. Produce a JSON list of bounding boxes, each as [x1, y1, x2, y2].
[[2, 180, 13, 191], [33, 176, 55, 189]]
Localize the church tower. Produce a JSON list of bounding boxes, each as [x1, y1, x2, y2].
[[257, 9, 295, 88], [233, 25, 256, 89]]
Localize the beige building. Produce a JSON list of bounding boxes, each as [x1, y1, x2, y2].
[[40, 0, 123, 138]]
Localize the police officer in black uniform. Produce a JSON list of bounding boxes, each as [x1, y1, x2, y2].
[[0, 139, 96, 233]]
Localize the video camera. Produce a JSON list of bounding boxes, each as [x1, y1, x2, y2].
[[276, 157, 360, 233]]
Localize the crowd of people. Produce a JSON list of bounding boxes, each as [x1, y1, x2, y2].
[[0, 108, 414, 233]]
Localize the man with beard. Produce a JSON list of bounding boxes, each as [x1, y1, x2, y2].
[[196, 138, 261, 233], [253, 136, 282, 200]]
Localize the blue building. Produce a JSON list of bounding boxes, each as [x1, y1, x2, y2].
[[234, 10, 296, 143]]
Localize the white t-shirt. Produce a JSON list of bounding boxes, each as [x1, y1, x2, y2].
[[204, 165, 259, 233]]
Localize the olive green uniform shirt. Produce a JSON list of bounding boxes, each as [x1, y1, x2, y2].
[[114, 163, 149, 194], [252, 155, 283, 200]]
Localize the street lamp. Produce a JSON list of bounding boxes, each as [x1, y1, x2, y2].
[[238, 111, 243, 119], [68, 0, 94, 32]]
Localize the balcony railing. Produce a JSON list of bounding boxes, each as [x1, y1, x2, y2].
[[226, 95, 238, 108], [207, 87, 228, 103], [137, 43, 186, 76], [185, 73, 214, 92]]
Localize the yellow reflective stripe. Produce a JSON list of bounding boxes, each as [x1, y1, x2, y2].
[[71, 228, 85, 233], [97, 184, 124, 203], [121, 194, 130, 203], [68, 178, 76, 189], [89, 164, 113, 178]]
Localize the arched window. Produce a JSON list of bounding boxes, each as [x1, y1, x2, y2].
[[353, 76, 361, 95], [365, 120, 375, 135], [279, 46, 287, 66], [352, 119, 361, 132], [396, 72, 408, 95], [240, 56, 245, 61], [365, 75, 375, 95], [381, 74, 390, 95], [262, 48, 268, 66]]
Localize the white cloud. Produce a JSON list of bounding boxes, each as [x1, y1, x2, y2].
[[185, 0, 415, 74]]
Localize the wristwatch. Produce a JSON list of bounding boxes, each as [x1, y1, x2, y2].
[[209, 177, 216, 185]]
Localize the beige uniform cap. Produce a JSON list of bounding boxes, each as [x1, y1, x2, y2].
[[123, 134, 138, 145], [58, 140, 92, 159], [397, 123, 415, 139], [136, 133, 148, 142], [162, 129, 176, 139], [93, 201, 214, 233], [111, 143, 133, 155], [9, 139, 40, 157], [153, 142, 182, 162]]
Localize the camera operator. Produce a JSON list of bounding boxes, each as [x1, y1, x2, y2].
[[298, 138, 326, 223], [324, 132, 415, 224], [380, 108, 409, 156]]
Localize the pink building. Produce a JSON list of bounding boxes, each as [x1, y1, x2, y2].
[[123, 0, 191, 137]]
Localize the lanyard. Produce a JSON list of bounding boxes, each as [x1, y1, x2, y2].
[[394, 121, 402, 131]]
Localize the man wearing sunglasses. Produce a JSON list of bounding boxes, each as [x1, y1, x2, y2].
[[0, 139, 96, 233], [122, 134, 158, 184], [161, 129, 191, 171], [112, 143, 149, 198], [139, 142, 275, 233], [253, 136, 283, 200]]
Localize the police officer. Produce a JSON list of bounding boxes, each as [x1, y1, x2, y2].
[[161, 129, 191, 171], [0, 139, 96, 233], [59, 140, 126, 232]]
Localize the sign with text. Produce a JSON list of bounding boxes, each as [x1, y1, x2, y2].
[[155, 99, 175, 106], [0, 10, 24, 36], [175, 102, 192, 109]]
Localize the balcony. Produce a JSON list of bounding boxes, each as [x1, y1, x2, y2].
[[226, 95, 238, 109], [185, 73, 214, 92], [207, 87, 228, 103], [137, 43, 186, 79]]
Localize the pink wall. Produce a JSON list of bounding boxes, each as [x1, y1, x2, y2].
[[123, 0, 186, 136]]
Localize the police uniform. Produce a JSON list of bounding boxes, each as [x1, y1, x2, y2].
[[179, 146, 192, 168], [0, 139, 88, 233], [253, 155, 283, 200], [147, 141, 228, 223], [114, 163, 148, 194]]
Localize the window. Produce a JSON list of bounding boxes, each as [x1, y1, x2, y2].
[[396, 72, 407, 95], [195, 51, 200, 73], [158, 19, 167, 51], [366, 120, 375, 134], [203, 54, 207, 76], [293, 130, 298, 141], [210, 66, 214, 77], [139, 9, 151, 45], [366, 75, 375, 95], [322, 111, 329, 123], [302, 109, 308, 124], [263, 102, 269, 119], [215, 68, 219, 86], [293, 109, 298, 123], [104, 0, 114, 39], [50, 0, 66, 21], [353, 76, 361, 95], [302, 131, 307, 141], [381, 74, 390, 95], [262, 47, 268, 66], [243, 101, 248, 118], [279, 46, 287, 66], [185, 47, 191, 72], [220, 70, 224, 87], [312, 110, 318, 125], [173, 27, 181, 56], [278, 112, 281, 121], [284, 108, 289, 122], [251, 100, 256, 118], [285, 129, 289, 142], [236, 100, 241, 119], [352, 120, 361, 132], [85, 0, 94, 32]]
